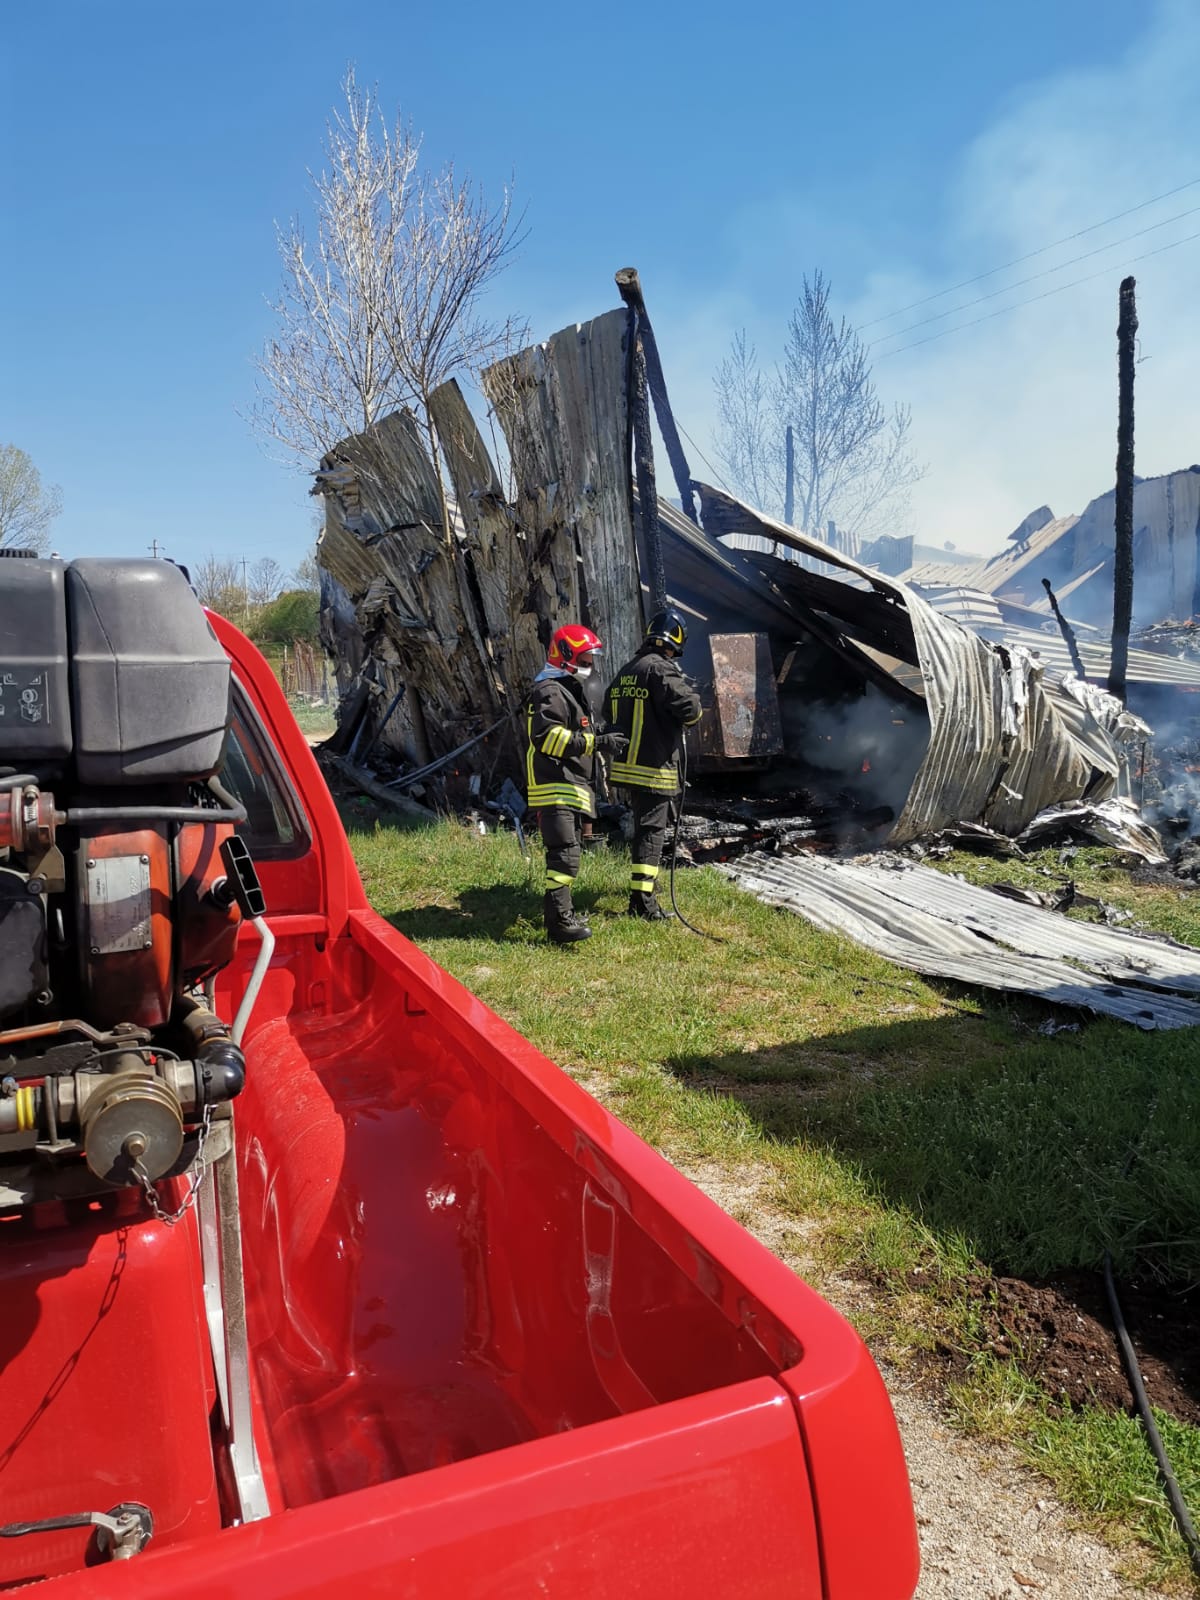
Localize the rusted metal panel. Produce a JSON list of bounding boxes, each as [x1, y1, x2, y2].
[[706, 633, 783, 759]]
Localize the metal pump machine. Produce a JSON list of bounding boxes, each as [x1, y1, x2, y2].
[[0, 552, 259, 1205]]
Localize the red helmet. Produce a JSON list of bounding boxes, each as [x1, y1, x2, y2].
[[548, 624, 603, 672]]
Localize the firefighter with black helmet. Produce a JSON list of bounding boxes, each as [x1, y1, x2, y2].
[[606, 607, 703, 920], [526, 624, 628, 945]]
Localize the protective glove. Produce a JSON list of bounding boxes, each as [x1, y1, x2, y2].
[[594, 730, 629, 757]]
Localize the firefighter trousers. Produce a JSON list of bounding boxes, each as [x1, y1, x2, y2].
[[539, 806, 582, 917], [628, 791, 678, 899]]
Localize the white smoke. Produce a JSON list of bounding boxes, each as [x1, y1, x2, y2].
[[658, 0, 1200, 560]]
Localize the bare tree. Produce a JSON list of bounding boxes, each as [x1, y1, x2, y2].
[[291, 545, 320, 592], [0, 444, 62, 552], [713, 332, 779, 514], [192, 555, 245, 616], [248, 556, 286, 606], [252, 69, 525, 543], [712, 273, 922, 540]]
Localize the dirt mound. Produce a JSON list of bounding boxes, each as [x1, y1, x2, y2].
[[979, 1270, 1200, 1424]]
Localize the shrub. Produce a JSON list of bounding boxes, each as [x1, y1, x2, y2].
[[253, 588, 319, 644]]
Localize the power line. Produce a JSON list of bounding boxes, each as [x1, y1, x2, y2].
[[676, 419, 730, 493], [860, 176, 1200, 331], [868, 202, 1200, 349], [874, 226, 1200, 363]]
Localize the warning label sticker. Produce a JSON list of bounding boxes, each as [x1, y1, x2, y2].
[[0, 671, 50, 725]]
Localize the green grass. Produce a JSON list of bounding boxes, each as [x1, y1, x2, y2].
[[347, 813, 1200, 1589], [286, 696, 336, 738], [254, 641, 337, 737], [951, 1358, 1200, 1585], [934, 843, 1200, 945]]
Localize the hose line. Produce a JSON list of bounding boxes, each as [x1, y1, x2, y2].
[[668, 739, 724, 943], [67, 803, 246, 825], [1103, 1252, 1200, 1577], [1103, 1099, 1200, 1580]]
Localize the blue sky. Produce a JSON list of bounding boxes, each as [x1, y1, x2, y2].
[[3, 0, 1197, 570]]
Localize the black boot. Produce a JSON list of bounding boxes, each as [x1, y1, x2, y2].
[[545, 890, 592, 945], [628, 891, 671, 922]]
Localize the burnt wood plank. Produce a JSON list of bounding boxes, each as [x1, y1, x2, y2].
[[483, 310, 645, 680]]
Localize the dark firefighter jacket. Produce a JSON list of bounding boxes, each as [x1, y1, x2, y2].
[[606, 643, 703, 795], [525, 666, 597, 815]]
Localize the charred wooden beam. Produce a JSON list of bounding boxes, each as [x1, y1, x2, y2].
[[615, 267, 698, 526], [1108, 276, 1138, 704], [323, 753, 437, 822], [1041, 577, 1087, 681], [625, 308, 666, 615]]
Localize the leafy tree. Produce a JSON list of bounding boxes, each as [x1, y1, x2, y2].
[[254, 589, 320, 645], [0, 444, 62, 552], [713, 272, 923, 541]]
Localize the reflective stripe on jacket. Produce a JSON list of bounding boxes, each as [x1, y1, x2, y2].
[[525, 668, 597, 815], [606, 644, 703, 794]]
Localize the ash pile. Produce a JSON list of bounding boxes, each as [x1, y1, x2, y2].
[[672, 792, 894, 866]]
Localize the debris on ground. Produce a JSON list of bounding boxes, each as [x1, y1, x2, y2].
[[1016, 798, 1168, 864], [722, 851, 1200, 1028]]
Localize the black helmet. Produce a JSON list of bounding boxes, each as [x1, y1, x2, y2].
[[646, 607, 688, 653]]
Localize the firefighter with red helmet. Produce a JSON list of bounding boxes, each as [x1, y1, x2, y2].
[[606, 607, 703, 920], [526, 624, 628, 945]]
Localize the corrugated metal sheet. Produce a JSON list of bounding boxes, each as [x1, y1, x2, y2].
[[915, 584, 1099, 637], [910, 586, 1009, 633], [652, 500, 925, 706], [1065, 471, 1200, 627], [1019, 560, 1107, 610], [697, 485, 1148, 844], [911, 586, 1200, 687], [896, 514, 1082, 596], [900, 470, 1200, 630], [723, 852, 1200, 1030], [1007, 631, 1200, 687]]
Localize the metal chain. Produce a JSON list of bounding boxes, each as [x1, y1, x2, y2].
[[134, 1101, 214, 1227]]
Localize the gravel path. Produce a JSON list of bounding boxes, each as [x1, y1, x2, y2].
[[672, 1158, 1173, 1600], [892, 1373, 1168, 1598]]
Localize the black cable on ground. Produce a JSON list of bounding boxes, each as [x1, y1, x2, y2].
[[668, 741, 724, 942], [1103, 1250, 1200, 1579], [1102, 1095, 1200, 1579]]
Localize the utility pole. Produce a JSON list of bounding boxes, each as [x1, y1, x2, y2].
[[784, 425, 795, 526], [1108, 276, 1137, 705], [240, 556, 250, 629]]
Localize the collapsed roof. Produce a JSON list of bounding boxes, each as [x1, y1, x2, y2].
[[311, 292, 1161, 846], [878, 467, 1200, 636], [696, 487, 1150, 843]]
